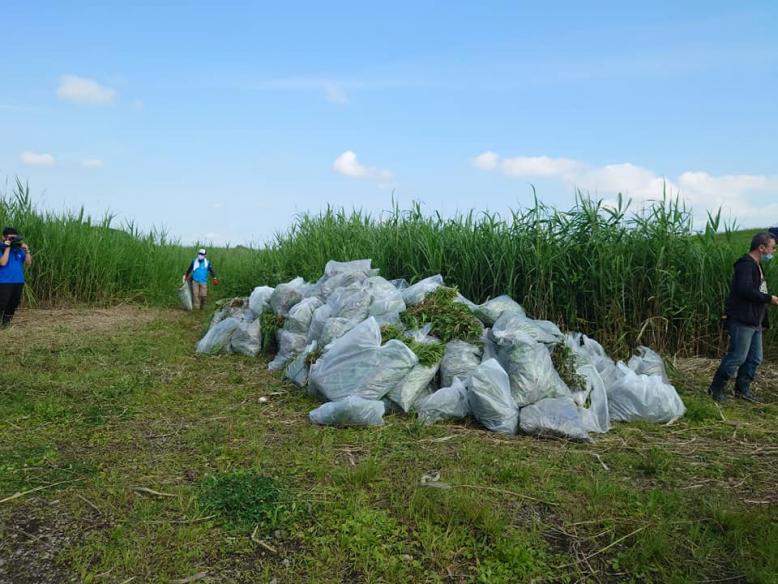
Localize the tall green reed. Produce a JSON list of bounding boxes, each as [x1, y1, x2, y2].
[[2, 179, 768, 355], [0, 180, 267, 306]]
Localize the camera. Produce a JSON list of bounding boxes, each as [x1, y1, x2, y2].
[[3, 236, 23, 248]]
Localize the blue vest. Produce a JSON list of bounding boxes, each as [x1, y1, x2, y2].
[[0, 247, 26, 284], [191, 258, 210, 283]]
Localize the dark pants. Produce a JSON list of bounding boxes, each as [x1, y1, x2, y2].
[[709, 319, 763, 397], [0, 283, 24, 326]]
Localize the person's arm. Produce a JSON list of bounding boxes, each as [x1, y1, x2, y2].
[[21, 243, 31, 266], [183, 261, 194, 282], [0, 244, 9, 267], [732, 261, 771, 304], [208, 264, 219, 284]]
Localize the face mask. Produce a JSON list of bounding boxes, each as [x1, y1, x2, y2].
[[762, 253, 774, 261], [197, 254, 205, 260]]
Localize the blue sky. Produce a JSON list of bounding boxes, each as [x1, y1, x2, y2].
[[2, 1, 777, 245]]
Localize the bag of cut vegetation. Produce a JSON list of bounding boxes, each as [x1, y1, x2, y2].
[[178, 282, 193, 311]]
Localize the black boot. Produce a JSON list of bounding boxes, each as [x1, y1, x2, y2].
[[707, 369, 730, 402], [735, 373, 761, 403]]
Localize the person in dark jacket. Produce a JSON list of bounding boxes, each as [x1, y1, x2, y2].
[[708, 231, 778, 402]]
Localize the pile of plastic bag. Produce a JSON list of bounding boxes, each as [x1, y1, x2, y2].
[[195, 259, 686, 441]]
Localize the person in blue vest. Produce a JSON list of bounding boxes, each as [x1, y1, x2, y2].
[[183, 248, 218, 310], [0, 227, 32, 328]]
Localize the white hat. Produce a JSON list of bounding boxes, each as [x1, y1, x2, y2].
[[198, 248, 207, 255]]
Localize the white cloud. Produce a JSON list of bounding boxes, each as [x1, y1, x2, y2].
[[57, 75, 117, 105], [324, 83, 349, 104], [20, 151, 55, 166], [471, 151, 499, 171], [262, 76, 354, 105], [81, 159, 104, 168], [477, 151, 778, 226], [333, 150, 392, 181], [500, 155, 584, 178], [575, 163, 671, 200]]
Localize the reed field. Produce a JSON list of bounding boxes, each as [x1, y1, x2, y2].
[[1, 179, 774, 356]]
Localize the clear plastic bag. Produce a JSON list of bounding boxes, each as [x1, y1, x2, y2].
[[269, 276, 306, 315], [608, 364, 685, 423], [366, 276, 406, 323], [284, 341, 318, 387], [628, 346, 669, 382], [519, 397, 592, 442], [415, 378, 470, 425], [494, 332, 570, 406], [318, 270, 369, 300], [285, 297, 323, 334], [402, 274, 444, 305], [440, 340, 483, 387], [196, 317, 240, 354], [268, 329, 307, 370], [309, 317, 418, 401], [564, 332, 622, 390], [248, 285, 274, 316], [319, 317, 359, 348], [306, 304, 334, 344], [178, 282, 193, 311], [481, 328, 498, 362], [230, 317, 262, 356], [519, 364, 610, 441], [324, 259, 373, 277], [474, 295, 525, 326], [491, 311, 563, 345], [327, 282, 372, 321], [386, 362, 440, 412], [309, 396, 385, 426], [454, 293, 478, 312], [467, 359, 519, 434]]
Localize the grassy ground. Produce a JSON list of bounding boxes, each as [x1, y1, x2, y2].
[[1, 308, 777, 584]]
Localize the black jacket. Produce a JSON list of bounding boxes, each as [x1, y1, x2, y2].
[[725, 255, 771, 328]]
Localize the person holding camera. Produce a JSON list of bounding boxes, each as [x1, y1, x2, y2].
[[0, 227, 32, 328], [183, 248, 218, 310]]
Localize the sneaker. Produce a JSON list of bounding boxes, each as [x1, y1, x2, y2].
[[735, 392, 762, 404]]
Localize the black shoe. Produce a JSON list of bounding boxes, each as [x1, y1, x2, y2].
[[735, 392, 762, 404], [707, 387, 728, 403]]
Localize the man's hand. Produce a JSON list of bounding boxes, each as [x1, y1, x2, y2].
[[212, 278, 219, 285], [20, 243, 29, 252], [182, 274, 188, 283], [771, 295, 778, 306]]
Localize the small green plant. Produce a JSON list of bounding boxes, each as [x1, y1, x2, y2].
[[551, 343, 587, 392], [199, 471, 283, 529], [260, 311, 285, 354], [400, 286, 483, 344], [380, 324, 444, 366], [305, 346, 322, 366]]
